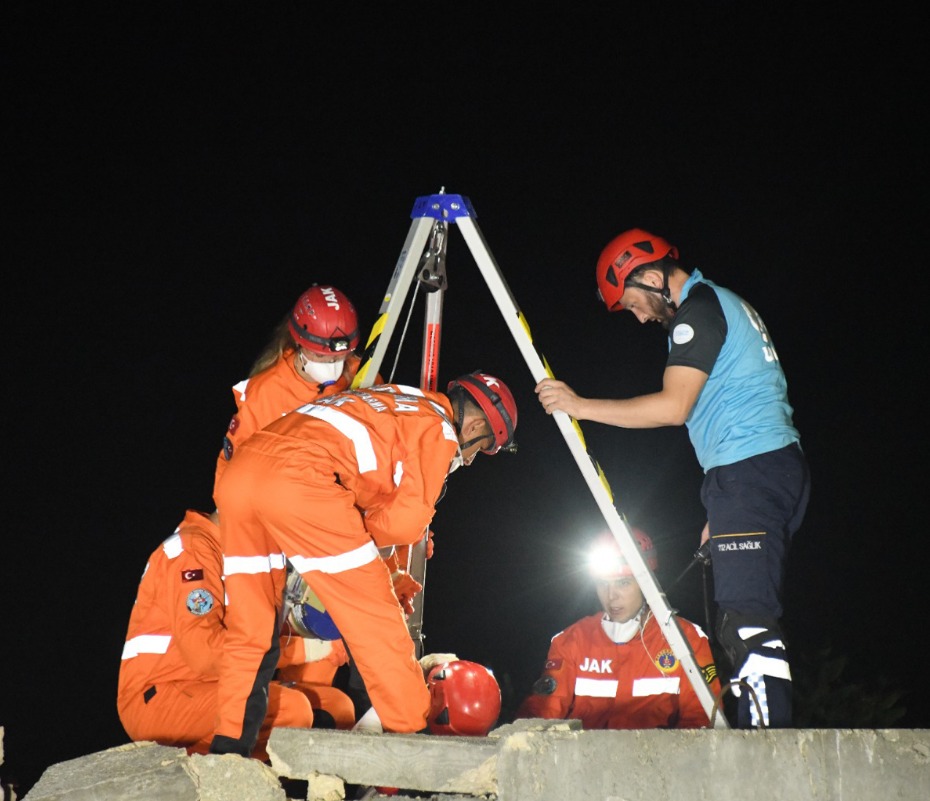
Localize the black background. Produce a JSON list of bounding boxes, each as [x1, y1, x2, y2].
[[3, 4, 926, 795]]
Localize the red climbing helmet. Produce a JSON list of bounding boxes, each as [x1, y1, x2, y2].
[[588, 528, 658, 578], [446, 372, 518, 454], [427, 660, 502, 737], [595, 229, 678, 312], [288, 285, 360, 355]]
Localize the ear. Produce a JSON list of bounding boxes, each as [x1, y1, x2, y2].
[[461, 413, 489, 441], [641, 267, 664, 288]]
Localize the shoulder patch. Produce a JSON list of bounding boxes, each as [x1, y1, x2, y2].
[[532, 675, 557, 696], [181, 568, 204, 582], [672, 323, 695, 345], [186, 588, 214, 616], [544, 658, 562, 671]]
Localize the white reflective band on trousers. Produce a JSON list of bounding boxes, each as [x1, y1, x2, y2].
[[740, 653, 791, 681], [289, 541, 380, 575], [223, 552, 287, 576], [122, 634, 171, 660]]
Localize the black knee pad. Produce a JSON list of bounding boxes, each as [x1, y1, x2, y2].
[[716, 610, 783, 670]]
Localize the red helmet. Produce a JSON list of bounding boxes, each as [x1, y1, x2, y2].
[[427, 660, 502, 737], [595, 229, 678, 312], [446, 372, 518, 455], [288, 285, 360, 355], [588, 528, 658, 579]]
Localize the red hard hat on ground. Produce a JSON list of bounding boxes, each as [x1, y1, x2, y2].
[[446, 372, 518, 454], [288, 284, 360, 355], [596, 229, 678, 312], [588, 528, 658, 579], [427, 660, 502, 736]]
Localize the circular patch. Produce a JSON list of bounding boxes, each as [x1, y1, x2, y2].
[[532, 675, 557, 696], [672, 323, 694, 345], [186, 588, 215, 616], [655, 648, 678, 673]]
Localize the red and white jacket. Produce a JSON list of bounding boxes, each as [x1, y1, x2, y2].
[[517, 610, 720, 729]]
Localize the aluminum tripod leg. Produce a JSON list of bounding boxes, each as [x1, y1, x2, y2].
[[351, 216, 435, 389], [351, 202, 454, 657], [406, 217, 448, 658]]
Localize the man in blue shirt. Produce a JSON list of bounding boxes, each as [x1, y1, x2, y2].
[[536, 228, 810, 729]]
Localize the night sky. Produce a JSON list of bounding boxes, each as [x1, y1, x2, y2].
[[4, 5, 926, 795]]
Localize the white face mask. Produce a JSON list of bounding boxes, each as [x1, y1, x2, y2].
[[447, 447, 464, 475], [601, 605, 646, 644], [299, 352, 345, 385]]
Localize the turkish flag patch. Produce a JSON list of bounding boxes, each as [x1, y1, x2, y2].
[[181, 568, 204, 582], [544, 659, 563, 671]]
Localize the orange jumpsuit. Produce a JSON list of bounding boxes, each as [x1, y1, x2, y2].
[[214, 349, 366, 504], [516, 611, 721, 729], [213, 352, 415, 579], [118, 510, 352, 761], [211, 384, 459, 754]]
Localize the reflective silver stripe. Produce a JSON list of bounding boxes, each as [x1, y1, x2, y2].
[[224, 552, 287, 577], [233, 377, 249, 401], [741, 653, 792, 681], [297, 405, 377, 473], [574, 677, 619, 698], [289, 541, 379, 575], [162, 532, 183, 559], [426, 400, 458, 443], [393, 461, 404, 487], [632, 676, 681, 697], [122, 634, 171, 660]]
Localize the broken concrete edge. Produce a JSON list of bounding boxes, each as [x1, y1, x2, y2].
[[20, 721, 571, 800], [22, 742, 290, 801], [266, 719, 584, 796], [25, 724, 930, 801]]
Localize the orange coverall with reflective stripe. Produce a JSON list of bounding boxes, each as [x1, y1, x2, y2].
[[118, 510, 351, 760], [213, 385, 458, 749], [214, 350, 366, 504]]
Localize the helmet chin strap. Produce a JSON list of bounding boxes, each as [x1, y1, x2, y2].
[[458, 433, 486, 451], [450, 391, 487, 452], [625, 264, 677, 312]]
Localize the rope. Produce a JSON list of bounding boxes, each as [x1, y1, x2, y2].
[[710, 679, 766, 729]]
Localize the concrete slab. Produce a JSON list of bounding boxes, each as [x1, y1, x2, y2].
[[22, 741, 287, 801], [19, 727, 930, 801]]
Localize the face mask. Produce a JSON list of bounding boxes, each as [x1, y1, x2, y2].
[[299, 352, 345, 385], [601, 605, 646, 644], [447, 447, 464, 475]]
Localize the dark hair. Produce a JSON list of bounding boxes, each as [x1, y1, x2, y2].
[[626, 254, 687, 284]]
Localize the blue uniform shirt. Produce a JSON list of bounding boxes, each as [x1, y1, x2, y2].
[[667, 268, 799, 471]]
